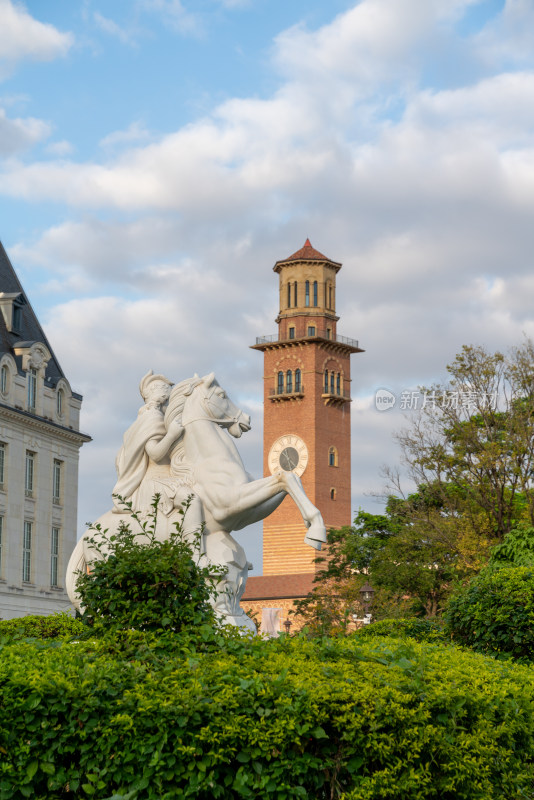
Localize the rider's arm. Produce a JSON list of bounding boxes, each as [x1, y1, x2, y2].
[[145, 419, 184, 461]]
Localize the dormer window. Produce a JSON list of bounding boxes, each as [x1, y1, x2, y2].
[[12, 303, 22, 331]]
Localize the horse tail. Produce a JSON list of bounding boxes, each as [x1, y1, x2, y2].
[[66, 537, 86, 611]]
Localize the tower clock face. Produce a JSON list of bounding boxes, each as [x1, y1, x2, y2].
[[268, 434, 309, 477]]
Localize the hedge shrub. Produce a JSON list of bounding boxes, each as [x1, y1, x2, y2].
[[445, 565, 534, 661], [75, 498, 223, 634], [354, 618, 447, 644], [0, 632, 533, 799], [0, 612, 85, 641]]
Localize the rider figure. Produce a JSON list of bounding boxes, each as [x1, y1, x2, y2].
[[112, 371, 186, 517]]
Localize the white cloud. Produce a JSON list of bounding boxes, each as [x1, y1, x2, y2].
[[0, 0, 73, 71], [139, 0, 202, 36], [0, 106, 50, 154], [46, 139, 74, 157], [99, 121, 152, 150], [93, 11, 136, 46]]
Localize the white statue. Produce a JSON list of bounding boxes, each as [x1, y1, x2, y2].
[[66, 371, 327, 633]]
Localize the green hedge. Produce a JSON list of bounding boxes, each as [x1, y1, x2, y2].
[[354, 618, 447, 643], [0, 612, 86, 641], [0, 632, 533, 799], [445, 566, 534, 661]]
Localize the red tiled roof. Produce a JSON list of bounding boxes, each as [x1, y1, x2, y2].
[[242, 572, 316, 600], [283, 238, 330, 262]]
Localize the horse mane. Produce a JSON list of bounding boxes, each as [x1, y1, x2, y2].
[[165, 376, 203, 468]]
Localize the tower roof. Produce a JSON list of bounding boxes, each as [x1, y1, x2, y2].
[[274, 239, 342, 272]]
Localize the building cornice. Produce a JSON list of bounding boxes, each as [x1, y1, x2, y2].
[[0, 402, 92, 445]]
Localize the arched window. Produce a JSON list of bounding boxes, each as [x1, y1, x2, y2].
[[305, 280, 310, 307], [57, 388, 64, 417], [336, 373, 341, 395], [294, 282, 298, 306], [295, 369, 301, 392], [286, 370, 292, 393], [328, 285, 332, 309], [324, 370, 329, 393], [330, 488, 336, 500], [330, 372, 335, 394], [329, 446, 338, 467], [0, 365, 8, 395], [277, 372, 284, 394], [287, 283, 291, 308], [313, 281, 318, 307]]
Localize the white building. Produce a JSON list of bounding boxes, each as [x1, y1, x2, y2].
[[0, 242, 90, 619]]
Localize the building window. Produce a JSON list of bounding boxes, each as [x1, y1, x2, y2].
[[330, 488, 336, 500], [0, 516, 3, 576], [313, 281, 318, 307], [324, 370, 328, 393], [295, 369, 301, 392], [12, 303, 22, 331], [337, 373, 341, 395], [326, 328, 332, 339], [305, 280, 310, 307], [0, 365, 8, 394], [330, 372, 335, 394], [57, 388, 64, 417], [53, 459, 62, 504], [277, 371, 284, 394], [293, 282, 297, 307], [286, 370, 292, 393], [23, 521, 32, 582], [25, 451, 34, 497], [329, 446, 338, 467], [0, 443, 5, 488], [51, 527, 59, 587], [289, 327, 295, 340], [27, 368, 37, 412], [329, 285, 332, 309], [308, 326, 316, 337]]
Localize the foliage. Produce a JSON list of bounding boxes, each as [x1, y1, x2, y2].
[[390, 340, 534, 544], [291, 573, 365, 637], [296, 341, 534, 627], [354, 618, 447, 644], [0, 612, 85, 642], [489, 524, 534, 567], [1, 631, 534, 799], [75, 496, 224, 634], [445, 565, 534, 661]]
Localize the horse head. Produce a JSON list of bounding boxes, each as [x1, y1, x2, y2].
[[171, 372, 251, 438]]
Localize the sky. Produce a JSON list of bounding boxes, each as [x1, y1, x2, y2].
[[1, 0, 534, 573]]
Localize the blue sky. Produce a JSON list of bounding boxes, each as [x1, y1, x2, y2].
[[1, 0, 534, 573]]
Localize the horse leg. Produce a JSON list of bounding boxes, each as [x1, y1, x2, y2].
[[275, 471, 327, 549]]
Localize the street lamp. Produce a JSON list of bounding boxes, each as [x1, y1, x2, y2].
[[359, 581, 375, 620], [283, 618, 292, 635]]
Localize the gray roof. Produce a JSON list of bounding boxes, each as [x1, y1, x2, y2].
[[0, 241, 66, 384]]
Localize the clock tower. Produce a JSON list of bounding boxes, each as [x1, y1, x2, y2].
[[250, 239, 363, 580]]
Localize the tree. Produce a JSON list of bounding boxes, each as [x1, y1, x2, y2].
[[296, 341, 534, 625], [389, 340, 534, 544]]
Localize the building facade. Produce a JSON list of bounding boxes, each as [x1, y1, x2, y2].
[[0, 243, 90, 619], [244, 240, 362, 632]]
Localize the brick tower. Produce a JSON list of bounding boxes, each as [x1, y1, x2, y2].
[[246, 240, 362, 622]]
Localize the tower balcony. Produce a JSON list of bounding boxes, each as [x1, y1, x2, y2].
[[253, 330, 363, 354]]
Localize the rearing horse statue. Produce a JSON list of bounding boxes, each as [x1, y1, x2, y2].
[[66, 372, 327, 633]]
